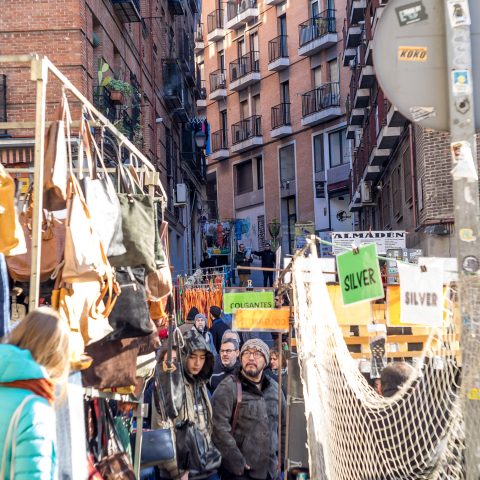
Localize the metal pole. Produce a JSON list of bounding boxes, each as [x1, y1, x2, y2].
[[277, 332, 283, 479], [444, 2, 480, 478], [29, 57, 48, 310]]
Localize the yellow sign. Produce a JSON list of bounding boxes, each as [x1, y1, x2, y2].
[[233, 308, 289, 332], [327, 285, 372, 326], [398, 46, 428, 62]]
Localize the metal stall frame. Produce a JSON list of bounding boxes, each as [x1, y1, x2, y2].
[[0, 54, 167, 479]]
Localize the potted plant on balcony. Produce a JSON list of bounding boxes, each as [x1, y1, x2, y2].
[[106, 78, 134, 104]]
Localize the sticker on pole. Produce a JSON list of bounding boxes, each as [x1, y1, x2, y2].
[[398, 260, 444, 326], [395, 1, 428, 26], [452, 70, 472, 95], [447, 0, 471, 27], [398, 46, 428, 62], [336, 243, 384, 306]]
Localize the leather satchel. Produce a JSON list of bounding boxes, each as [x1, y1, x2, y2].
[[43, 93, 68, 211], [79, 115, 126, 258], [106, 267, 154, 340], [0, 164, 26, 256], [6, 199, 65, 282]]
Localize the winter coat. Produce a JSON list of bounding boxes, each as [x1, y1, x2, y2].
[[192, 326, 217, 356], [210, 317, 229, 353], [208, 358, 240, 393], [234, 251, 253, 275], [0, 344, 56, 480], [153, 330, 218, 480], [211, 371, 286, 479], [252, 250, 276, 269]]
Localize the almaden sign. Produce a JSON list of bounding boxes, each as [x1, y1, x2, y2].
[[331, 231, 406, 255]]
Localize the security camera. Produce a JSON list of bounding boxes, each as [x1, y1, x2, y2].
[[155, 117, 164, 124]]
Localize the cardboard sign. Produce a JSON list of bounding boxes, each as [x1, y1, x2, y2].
[[398, 46, 428, 62], [233, 308, 289, 332], [398, 261, 444, 326], [223, 290, 275, 314], [327, 285, 372, 325], [336, 244, 384, 305]]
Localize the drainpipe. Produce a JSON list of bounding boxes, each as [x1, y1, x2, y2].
[[409, 123, 418, 229]]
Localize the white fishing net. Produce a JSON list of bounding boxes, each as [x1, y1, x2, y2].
[[292, 255, 465, 480]]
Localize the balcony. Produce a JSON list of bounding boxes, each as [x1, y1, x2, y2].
[[386, 101, 407, 128], [195, 23, 204, 52], [93, 87, 118, 123], [358, 42, 375, 88], [187, 0, 199, 14], [207, 9, 225, 42], [196, 80, 207, 110], [348, 0, 366, 26], [268, 35, 289, 71], [301, 82, 342, 127], [350, 66, 370, 108], [111, 0, 141, 22], [271, 103, 292, 138], [168, 0, 185, 15], [163, 61, 191, 121], [225, 0, 259, 30], [231, 115, 263, 153], [343, 47, 356, 66], [345, 21, 362, 49], [209, 129, 229, 161], [266, 0, 283, 4], [229, 51, 260, 91], [209, 69, 227, 100], [298, 10, 337, 56], [181, 129, 206, 181]]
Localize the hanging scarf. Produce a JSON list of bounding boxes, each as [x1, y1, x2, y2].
[[0, 378, 55, 405]]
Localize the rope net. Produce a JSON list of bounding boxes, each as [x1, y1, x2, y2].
[[292, 256, 465, 480]]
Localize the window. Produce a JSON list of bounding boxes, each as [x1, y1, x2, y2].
[[381, 183, 391, 227], [329, 129, 347, 167], [218, 51, 225, 71], [253, 94, 261, 116], [237, 38, 246, 57], [278, 14, 287, 35], [236, 160, 253, 195], [220, 110, 228, 145], [279, 144, 295, 183], [313, 66, 322, 88], [311, 0, 319, 17], [403, 147, 412, 203], [257, 157, 263, 189], [313, 134, 324, 172], [328, 58, 339, 83], [281, 81, 290, 103], [250, 32, 259, 52], [392, 165, 402, 217]]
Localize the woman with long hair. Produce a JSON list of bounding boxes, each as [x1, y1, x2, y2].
[[0, 307, 70, 479]]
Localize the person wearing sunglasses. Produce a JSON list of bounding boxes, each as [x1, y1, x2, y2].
[[209, 338, 240, 393], [211, 339, 286, 479]]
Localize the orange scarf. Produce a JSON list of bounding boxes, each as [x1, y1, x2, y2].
[[0, 378, 55, 405]]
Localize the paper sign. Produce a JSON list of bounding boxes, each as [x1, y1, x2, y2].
[[450, 141, 478, 181], [447, 0, 471, 27], [327, 285, 372, 325], [398, 46, 428, 62], [398, 261, 444, 326], [233, 308, 289, 332], [336, 244, 385, 305], [395, 1, 428, 26], [331, 231, 406, 255], [452, 70, 472, 95], [223, 290, 275, 314]]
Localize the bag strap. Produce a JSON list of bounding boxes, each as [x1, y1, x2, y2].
[[0, 394, 37, 479], [230, 376, 242, 436]]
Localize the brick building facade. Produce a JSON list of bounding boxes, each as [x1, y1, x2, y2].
[[0, 0, 205, 274], [344, 0, 478, 257], [198, 0, 353, 259]]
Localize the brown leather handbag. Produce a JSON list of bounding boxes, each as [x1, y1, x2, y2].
[[6, 199, 65, 282]]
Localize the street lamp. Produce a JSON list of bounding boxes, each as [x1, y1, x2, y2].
[[194, 130, 207, 149]]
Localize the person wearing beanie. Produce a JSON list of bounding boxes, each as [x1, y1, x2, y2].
[[208, 338, 240, 393], [211, 339, 286, 480], [179, 306, 200, 336], [209, 305, 229, 352]]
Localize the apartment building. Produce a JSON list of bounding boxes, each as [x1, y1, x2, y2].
[[198, 0, 353, 257], [345, 0, 461, 257], [0, 0, 205, 274]]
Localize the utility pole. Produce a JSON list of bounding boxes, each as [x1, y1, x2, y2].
[[444, 2, 480, 478]]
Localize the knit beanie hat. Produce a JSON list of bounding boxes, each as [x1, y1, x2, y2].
[[210, 305, 222, 319], [194, 313, 207, 323], [240, 339, 270, 364]]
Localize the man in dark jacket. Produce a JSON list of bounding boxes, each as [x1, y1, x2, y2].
[[210, 305, 229, 352], [234, 244, 253, 287], [252, 243, 276, 287], [209, 338, 240, 393], [211, 339, 286, 480]]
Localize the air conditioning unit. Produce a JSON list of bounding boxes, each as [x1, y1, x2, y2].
[[360, 180, 374, 204], [174, 183, 187, 206]]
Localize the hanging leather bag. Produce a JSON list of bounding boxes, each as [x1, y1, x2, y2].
[[79, 115, 126, 257], [0, 164, 26, 256], [106, 266, 154, 340], [109, 163, 156, 273], [6, 190, 65, 282], [43, 92, 68, 211]]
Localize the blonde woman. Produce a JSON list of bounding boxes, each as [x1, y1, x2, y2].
[[0, 307, 70, 479]]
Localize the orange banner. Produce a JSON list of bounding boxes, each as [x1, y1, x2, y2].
[[327, 285, 372, 325], [233, 308, 290, 332]]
